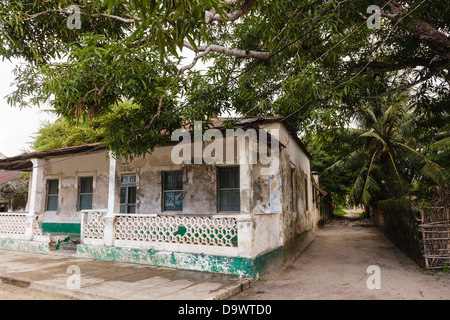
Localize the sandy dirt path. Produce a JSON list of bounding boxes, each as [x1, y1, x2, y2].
[[232, 216, 450, 300]]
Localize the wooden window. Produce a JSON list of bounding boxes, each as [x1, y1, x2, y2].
[[46, 179, 59, 211], [79, 177, 93, 210], [163, 171, 183, 211], [120, 174, 136, 213], [305, 178, 309, 211], [291, 169, 295, 211], [218, 167, 240, 212]]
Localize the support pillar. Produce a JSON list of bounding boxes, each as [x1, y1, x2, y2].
[[26, 158, 46, 240], [238, 134, 255, 215], [28, 158, 46, 216], [104, 151, 121, 246], [236, 216, 254, 257]]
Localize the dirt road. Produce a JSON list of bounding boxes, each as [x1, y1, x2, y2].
[[232, 216, 450, 300]]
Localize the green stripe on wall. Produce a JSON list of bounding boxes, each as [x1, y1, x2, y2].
[[42, 223, 81, 234]]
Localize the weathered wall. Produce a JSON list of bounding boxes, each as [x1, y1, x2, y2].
[[29, 150, 110, 232], [123, 125, 284, 258], [373, 198, 424, 267], [126, 145, 219, 215], [123, 122, 314, 260], [272, 123, 318, 258], [26, 121, 316, 266]]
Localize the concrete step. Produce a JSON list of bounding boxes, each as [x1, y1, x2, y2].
[[58, 243, 78, 251]]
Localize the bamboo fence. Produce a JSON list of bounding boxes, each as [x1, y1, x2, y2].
[[419, 188, 450, 269]]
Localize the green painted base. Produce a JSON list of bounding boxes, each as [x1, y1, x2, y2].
[[77, 244, 283, 279], [42, 223, 81, 234], [0, 238, 49, 255]]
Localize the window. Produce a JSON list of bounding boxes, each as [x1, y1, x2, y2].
[[218, 167, 240, 212], [163, 171, 183, 211], [291, 169, 295, 210], [79, 177, 93, 210], [305, 178, 309, 211], [46, 179, 59, 211], [120, 174, 136, 213]]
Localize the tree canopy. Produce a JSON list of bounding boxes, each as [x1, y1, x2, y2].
[[1, 0, 448, 159], [2, 1, 449, 209]]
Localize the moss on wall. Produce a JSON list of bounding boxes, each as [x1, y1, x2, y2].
[[373, 198, 424, 267]]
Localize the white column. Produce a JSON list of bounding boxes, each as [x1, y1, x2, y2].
[[236, 216, 255, 257], [104, 151, 121, 246], [26, 158, 46, 240], [28, 158, 46, 216], [239, 160, 253, 215]]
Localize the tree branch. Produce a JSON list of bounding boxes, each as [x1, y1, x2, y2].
[[205, 0, 256, 23], [179, 46, 212, 74], [367, 72, 435, 100], [382, 0, 450, 60], [356, 59, 449, 76], [183, 41, 271, 60], [24, 8, 135, 24]]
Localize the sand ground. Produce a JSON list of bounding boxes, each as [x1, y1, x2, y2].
[[232, 213, 450, 300]]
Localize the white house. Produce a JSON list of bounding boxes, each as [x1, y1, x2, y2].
[[0, 117, 327, 278]]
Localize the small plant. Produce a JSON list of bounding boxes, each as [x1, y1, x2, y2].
[[258, 276, 267, 282], [55, 237, 71, 250], [359, 210, 369, 219], [427, 269, 436, 276], [443, 264, 450, 273]]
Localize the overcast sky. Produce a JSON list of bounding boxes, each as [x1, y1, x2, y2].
[[0, 59, 57, 157], [0, 50, 217, 158]]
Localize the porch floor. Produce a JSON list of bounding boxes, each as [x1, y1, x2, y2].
[[0, 249, 252, 300]]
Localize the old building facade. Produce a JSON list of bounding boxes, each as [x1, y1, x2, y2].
[[0, 117, 326, 278]]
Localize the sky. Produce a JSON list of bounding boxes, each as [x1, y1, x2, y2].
[[0, 59, 58, 157], [0, 50, 209, 158]]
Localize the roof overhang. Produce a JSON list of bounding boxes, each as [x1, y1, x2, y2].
[[0, 117, 313, 170], [0, 143, 106, 171]]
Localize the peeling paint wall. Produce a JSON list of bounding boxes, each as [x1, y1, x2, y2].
[[29, 150, 110, 228], [125, 145, 219, 215], [25, 121, 318, 266], [260, 123, 318, 255]]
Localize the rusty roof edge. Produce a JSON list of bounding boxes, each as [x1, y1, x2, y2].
[[0, 143, 106, 165]]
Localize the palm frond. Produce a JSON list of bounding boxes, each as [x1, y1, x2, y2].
[[428, 136, 450, 151], [388, 151, 405, 195], [360, 131, 387, 149], [349, 166, 367, 206], [394, 142, 444, 184], [323, 150, 366, 174], [355, 106, 378, 130], [349, 151, 380, 206]]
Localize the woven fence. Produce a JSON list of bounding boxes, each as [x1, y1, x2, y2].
[[419, 188, 450, 269]]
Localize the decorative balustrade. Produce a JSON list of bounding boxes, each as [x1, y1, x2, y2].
[[81, 211, 239, 248], [114, 215, 238, 247], [82, 210, 106, 240], [0, 213, 27, 235]]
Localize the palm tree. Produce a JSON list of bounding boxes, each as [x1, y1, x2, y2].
[[325, 96, 445, 207]]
